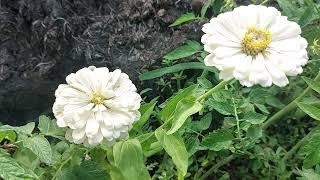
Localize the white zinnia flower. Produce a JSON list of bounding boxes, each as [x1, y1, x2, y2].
[[53, 66, 141, 146], [202, 5, 308, 87]]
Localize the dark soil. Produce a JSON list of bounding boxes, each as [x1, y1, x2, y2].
[[0, 0, 200, 124]]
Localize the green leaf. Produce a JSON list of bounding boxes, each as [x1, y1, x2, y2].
[[202, 129, 234, 151], [191, 113, 212, 132], [200, 0, 213, 18], [163, 40, 202, 61], [38, 115, 65, 139], [0, 151, 38, 180], [299, 6, 316, 27], [206, 99, 233, 115], [0, 130, 16, 142], [113, 139, 150, 180], [0, 122, 35, 136], [246, 125, 262, 139], [155, 128, 188, 176], [297, 168, 320, 180], [169, 12, 197, 27], [167, 97, 202, 134], [134, 99, 157, 130], [23, 135, 52, 165], [160, 85, 198, 121], [242, 111, 267, 124], [297, 102, 320, 121], [197, 77, 213, 89], [299, 132, 320, 168], [277, 0, 303, 21], [302, 76, 320, 94], [139, 62, 217, 80], [57, 160, 110, 180], [212, 0, 224, 14]]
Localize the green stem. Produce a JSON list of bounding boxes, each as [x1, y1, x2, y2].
[[262, 72, 320, 130], [177, 171, 184, 180], [232, 98, 241, 139], [260, 0, 271, 5], [196, 80, 232, 101], [199, 154, 236, 180]]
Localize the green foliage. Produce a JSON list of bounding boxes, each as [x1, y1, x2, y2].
[[202, 129, 234, 151], [113, 139, 150, 180], [139, 62, 216, 80], [299, 131, 320, 168], [38, 115, 65, 139], [0, 151, 38, 180], [297, 102, 320, 121], [163, 40, 202, 61], [155, 128, 188, 176], [167, 96, 202, 134], [169, 13, 198, 27], [23, 135, 52, 165], [134, 98, 157, 131]]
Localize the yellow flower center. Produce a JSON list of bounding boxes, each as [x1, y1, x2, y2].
[[90, 91, 105, 105], [241, 26, 272, 56]]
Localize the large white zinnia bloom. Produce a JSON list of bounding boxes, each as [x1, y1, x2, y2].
[[53, 66, 141, 146], [202, 5, 308, 87]]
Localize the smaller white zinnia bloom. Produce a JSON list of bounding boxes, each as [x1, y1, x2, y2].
[[202, 5, 308, 87], [53, 66, 141, 146]]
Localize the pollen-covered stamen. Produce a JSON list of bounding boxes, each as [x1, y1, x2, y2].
[[90, 91, 105, 105], [241, 26, 272, 56]]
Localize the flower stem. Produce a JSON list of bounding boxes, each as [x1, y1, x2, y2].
[[262, 72, 320, 130], [199, 154, 236, 180], [196, 80, 232, 101]]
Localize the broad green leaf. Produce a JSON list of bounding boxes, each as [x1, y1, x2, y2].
[[242, 111, 267, 124], [163, 40, 202, 61], [169, 12, 197, 27], [13, 148, 40, 171], [297, 168, 320, 180], [139, 62, 217, 80], [302, 76, 320, 94], [191, 113, 212, 132], [247, 125, 262, 139], [167, 97, 202, 134], [38, 115, 65, 138], [23, 135, 52, 165], [160, 85, 198, 121], [299, 133, 320, 168], [202, 129, 234, 151], [0, 151, 38, 180], [0, 122, 35, 136], [206, 99, 233, 115], [134, 98, 157, 130], [0, 130, 16, 142], [56, 160, 110, 180], [155, 128, 188, 176], [297, 102, 320, 121], [113, 139, 150, 180]]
